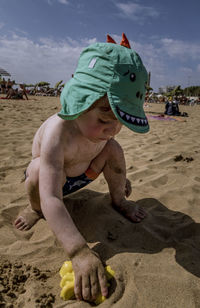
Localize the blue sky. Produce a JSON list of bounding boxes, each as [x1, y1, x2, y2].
[[0, 0, 199, 91]]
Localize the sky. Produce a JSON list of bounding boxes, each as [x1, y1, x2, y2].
[[0, 0, 200, 91]]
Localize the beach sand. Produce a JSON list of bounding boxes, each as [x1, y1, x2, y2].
[[0, 97, 200, 308]]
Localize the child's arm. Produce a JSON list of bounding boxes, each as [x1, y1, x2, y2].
[[39, 129, 108, 301]]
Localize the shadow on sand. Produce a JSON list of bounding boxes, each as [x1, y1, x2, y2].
[[63, 189, 200, 278]]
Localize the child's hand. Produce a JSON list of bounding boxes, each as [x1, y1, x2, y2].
[[71, 246, 108, 302], [114, 199, 146, 222]]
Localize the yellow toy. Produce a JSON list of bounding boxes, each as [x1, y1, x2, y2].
[[59, 261, 115, 305]]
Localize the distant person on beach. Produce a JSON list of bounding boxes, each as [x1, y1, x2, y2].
[[164, 97, 173, 115], [6, 87, 15, 99], [6, 84, 28, 100], [19, 84, 28, 100], [0, 78, 6, 94], [164, 96, 180, 116], [172, 97, 181, 115], [14, 34, 149, 302], [6, 78, 13, 92]]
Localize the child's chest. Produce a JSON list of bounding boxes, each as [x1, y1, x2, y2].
[[63, 139, 106, 175], [66, 140, 105, 163]]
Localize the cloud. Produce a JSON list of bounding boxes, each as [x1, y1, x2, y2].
[[46, 0, 53, 5], [160, 38, 200, 60], [114, 2, 159, 22], [45, 0, 70, 5], [58, 0, 69, 5], [0, 22, 5, 29], [0, 34, 91, 85], [180, 67, 193, 74], [0, 32, 199, 91]]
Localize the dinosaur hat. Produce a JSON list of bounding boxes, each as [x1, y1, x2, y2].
[[58, 33, 149, 133]]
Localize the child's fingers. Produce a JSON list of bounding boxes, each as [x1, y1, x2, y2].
[[82, 275, 91, 301], [18, 223, 28, 230], [23, 225, 31, 231], [90, 270, 100, 300], [98, 267, 108, 297], [15, 220, 26, 229], [137, 207, 146, 217], [14, 217, 24, 225], [74, 275, 82, 301], [130, 207, 146, 222]]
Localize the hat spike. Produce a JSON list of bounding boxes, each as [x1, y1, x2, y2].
[[107, 34, 116, 44], [120, 33, 131, 49]]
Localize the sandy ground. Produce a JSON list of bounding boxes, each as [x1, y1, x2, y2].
[[0, 96, 200, 308]]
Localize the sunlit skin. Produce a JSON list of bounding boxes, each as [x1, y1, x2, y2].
[[14, 95, 146, 302]]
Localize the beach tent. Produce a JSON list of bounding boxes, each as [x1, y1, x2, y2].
[[0, 68, 11, 77]]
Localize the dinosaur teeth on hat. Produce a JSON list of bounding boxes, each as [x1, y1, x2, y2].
[[116, 106, 148, 127]]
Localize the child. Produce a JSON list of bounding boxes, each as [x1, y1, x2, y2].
[[14, 33, 149, 302]]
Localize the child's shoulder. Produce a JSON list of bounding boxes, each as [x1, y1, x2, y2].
[[43, 114, 72, 131], [37, 114, 74, 144], [39, 114, 76, 143], [35, 114, 77, 156]]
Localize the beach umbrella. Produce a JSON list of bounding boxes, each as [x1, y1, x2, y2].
[[0, 68, 11, 77]]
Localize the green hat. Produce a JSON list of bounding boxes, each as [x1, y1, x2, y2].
[[58, 33, 149, 133]]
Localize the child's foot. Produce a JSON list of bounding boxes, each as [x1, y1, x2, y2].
[[14, 205, 43, 231], [113, 200, 146, 223]]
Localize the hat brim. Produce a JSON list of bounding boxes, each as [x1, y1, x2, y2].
[[107, 91, 149, 134]]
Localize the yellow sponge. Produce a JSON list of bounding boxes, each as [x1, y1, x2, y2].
[[59, 261, 115, 305]]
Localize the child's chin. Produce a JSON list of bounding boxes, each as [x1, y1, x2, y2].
[[87, 136, 107, 143]]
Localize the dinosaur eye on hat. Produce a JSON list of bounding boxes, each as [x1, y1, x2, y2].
[[130, 73, 136, 82]]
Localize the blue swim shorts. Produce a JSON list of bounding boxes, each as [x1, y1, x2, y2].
[[62, 168, 99, 196]]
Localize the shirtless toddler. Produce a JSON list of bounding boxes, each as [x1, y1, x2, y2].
[[14, 33, 149, 302]]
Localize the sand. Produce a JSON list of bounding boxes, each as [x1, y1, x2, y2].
[[0, 96, 200, 308]]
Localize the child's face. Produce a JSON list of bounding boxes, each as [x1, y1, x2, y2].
[[76, 101, 122, 143]]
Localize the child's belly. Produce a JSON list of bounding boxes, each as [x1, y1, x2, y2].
[[64, 161, 92, 178], [63, 140, 107, 177]]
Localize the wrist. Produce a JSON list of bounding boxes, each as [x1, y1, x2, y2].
[[69, 243, 90, 259]]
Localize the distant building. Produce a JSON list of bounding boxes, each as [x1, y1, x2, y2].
[[0, 67, 11, 78]]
